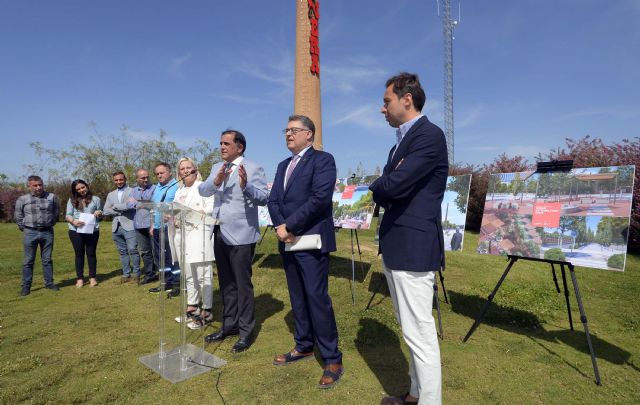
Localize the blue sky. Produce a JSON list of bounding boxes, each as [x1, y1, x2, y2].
[[1, 1, 639, 182]]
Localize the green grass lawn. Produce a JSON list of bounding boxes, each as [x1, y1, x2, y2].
[[0, 223, 638, 404]]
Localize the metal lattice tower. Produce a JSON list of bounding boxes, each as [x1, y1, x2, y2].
[[442, 0, 458, 165]]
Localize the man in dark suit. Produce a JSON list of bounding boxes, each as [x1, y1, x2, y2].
[[371, 72, 448, 405], [450, 227, 463, 251], [268, 114, 343, 389]]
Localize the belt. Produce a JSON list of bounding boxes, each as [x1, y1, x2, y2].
[[24, 225, 53, 231]]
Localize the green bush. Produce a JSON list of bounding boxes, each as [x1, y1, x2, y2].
[[544, 248, 566, 261], [607, 253, 625, 269]]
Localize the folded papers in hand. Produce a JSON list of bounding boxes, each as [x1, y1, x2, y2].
[[285, 234, 322, 252]]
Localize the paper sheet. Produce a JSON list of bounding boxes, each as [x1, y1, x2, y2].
[[285, 234, 322, 252], [76, 213, 96, 234]]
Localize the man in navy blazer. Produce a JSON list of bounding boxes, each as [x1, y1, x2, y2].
[[268, 114, 343, 389], [371, 73, 448, 405]]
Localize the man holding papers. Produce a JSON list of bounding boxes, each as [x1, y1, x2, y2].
[[267, 115, 343, 389]]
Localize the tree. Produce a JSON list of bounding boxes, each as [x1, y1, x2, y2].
[[23, 123, 221, 199], [446, 174, 472, 213]]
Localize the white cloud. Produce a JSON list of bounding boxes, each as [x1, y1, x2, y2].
[[330, 105, 387, 129], [457, 105, 486, 129], [322, 62, 388, 94], [231, 49, 294, 94], [168, 52, 192, 75]]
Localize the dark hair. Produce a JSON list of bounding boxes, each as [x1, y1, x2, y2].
[[155, 162, 171, 171], [221, 129, 246, 154], [288, 114, 315, 139], [385, 72, 426, 112], [112, 171, 126, 178], [70, 179, 93, 209], [27, 175, 43, 183]]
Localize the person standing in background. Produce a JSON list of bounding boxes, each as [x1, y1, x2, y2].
[[65, 179, 103, 288], [103, 171, 140, 283], [129, 168, 157, 285], [14, 175, 60, 296]]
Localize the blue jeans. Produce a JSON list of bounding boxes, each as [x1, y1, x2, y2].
[[152, 227, 179, 286], [22, 228, 54, 288], [135, 228, 155, 278], [112, 226, 140, 277]]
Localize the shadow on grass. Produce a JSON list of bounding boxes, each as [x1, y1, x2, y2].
[[252, 253, 265, 264], [328, 256, 371, 282], [256, 253, 372, 284], [257, 253, 282, 270], [55, 267, 124, 288], [355, 318, 409, 395], [534, 329, 633, 369], [254, 293, 285, 339], [452, 290, 636, 377], [449, 290, 543, 329]]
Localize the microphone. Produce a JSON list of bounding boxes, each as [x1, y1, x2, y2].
[[179, 169, 197, 182]]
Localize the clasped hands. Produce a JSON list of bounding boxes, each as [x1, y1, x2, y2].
[[276, 224, 296, 244]]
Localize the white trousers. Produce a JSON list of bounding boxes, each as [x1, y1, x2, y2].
[[384, 261, 442, 405], [186, 261, 214, 309]]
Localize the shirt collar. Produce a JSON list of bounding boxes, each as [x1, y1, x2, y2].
[[294, 145, 312, 159], [396, 114, 424, 144], [158, 178, 177, 188], [230, 156, 244, 166]]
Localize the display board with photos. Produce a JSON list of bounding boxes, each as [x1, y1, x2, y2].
[[477, 165, 635, 271], [332, 174, 472, 251], [258, 183, 273, 227], [332, 176, 377, 230], [442, 174, 472, 251]]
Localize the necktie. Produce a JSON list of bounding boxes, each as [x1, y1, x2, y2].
[[224, 162, 234, 186], [284, 155, 300, 188]]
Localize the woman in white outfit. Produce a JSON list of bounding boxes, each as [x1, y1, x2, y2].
[[172, 157, 215, 329]]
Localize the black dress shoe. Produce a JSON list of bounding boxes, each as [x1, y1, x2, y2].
[[20, 287, 31, 296], [149, 284, 176, 293], [45, 284, 60, 291], [140, 275, 158, 285], [231, 336, 253, 353], [205, 328, 239, 343]]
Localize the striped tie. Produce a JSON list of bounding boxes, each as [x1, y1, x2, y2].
[[284, 155, 300, 188]]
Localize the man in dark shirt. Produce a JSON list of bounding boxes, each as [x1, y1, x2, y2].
[[14, 175, 60, 296], [128, 168, 157, 284]]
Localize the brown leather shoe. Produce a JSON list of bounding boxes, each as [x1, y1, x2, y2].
[[381, 393, 418, 405], [318, 363, 343, 389], [272, 349, 313, 366]]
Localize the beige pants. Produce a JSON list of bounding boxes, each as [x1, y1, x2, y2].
[[383, 261, 442, 405], [186, 261, 214, 309]]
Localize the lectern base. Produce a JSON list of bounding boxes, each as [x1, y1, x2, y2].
[[139, 344, 226, 383]]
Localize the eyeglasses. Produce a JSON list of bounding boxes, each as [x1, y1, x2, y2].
[[282, 127, 310, 135]]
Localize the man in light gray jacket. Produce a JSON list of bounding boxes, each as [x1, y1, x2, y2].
[[103, 171, 140, 282], [200, 129, 268, 353]]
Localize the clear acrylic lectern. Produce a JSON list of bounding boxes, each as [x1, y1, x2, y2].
[[138, 201, 225, 383]]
